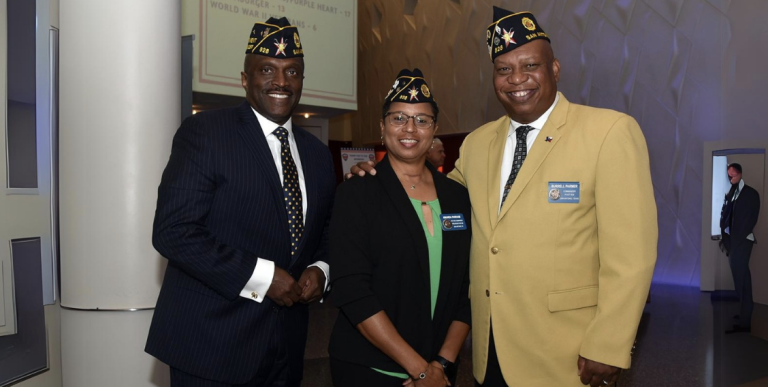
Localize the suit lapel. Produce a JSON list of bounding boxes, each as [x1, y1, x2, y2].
[[432, 169, 458, 322], [235, 102, 289, 244], [487, 117, 510, 227], [498, 93, 569, 222], [378, 156, 432, 289]]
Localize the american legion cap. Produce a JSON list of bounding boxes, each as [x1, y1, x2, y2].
[[486, 6, 550, 61], [245, 16, 304, 58], [384, 68, 437, 107]]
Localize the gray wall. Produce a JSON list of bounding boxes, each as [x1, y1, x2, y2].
[[356, 0, 768, 286], [724, 1, 768, 141]]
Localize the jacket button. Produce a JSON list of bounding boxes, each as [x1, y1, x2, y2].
[[491, 247, 499, 254], [486, 289, 490, 297]]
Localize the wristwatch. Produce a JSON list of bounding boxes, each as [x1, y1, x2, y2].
[[433, 355, 457, 380]]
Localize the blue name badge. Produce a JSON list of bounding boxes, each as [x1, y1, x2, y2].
[[548, 182, 580, 203], [440, 213, 467, 231]]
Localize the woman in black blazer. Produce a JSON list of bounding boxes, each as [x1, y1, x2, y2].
[[328, 69, 471, 387]]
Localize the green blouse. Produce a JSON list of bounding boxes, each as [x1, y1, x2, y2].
[[410, 197, 443, 318]]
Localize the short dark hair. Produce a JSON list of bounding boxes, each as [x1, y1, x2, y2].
[[381, 101, 439, 122], [728, 163, 742, 174]]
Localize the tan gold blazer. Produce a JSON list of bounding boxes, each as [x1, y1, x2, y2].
[[449, 93, 658, 386]]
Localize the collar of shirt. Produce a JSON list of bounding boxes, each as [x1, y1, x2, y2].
[[251, 107, 294, 138], [734, 179, 746, 200], [498, 94, 560, 213], [507, 93, 560, 135], [249, 106, 308, 221]]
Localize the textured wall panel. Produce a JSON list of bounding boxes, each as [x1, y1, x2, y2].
[[357, 0, 767, 286]]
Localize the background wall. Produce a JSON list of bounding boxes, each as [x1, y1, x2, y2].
[[2, 0, 63, 386], [356, 0, 768, 287]]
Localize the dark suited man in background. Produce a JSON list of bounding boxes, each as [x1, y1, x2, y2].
[[720, 163, 761, 333], [146, 16, 336, 386]]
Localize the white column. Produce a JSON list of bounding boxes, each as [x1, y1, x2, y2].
[[59, 1, 179, 386]]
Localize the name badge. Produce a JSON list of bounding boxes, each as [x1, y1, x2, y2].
[[440, 213, 467, 231], [548, 182, 580, 203]]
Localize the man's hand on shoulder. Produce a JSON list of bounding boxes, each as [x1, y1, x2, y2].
[[266, 267, 302, 307], [345, 160, 378, 180], [298, 266, 326, 303], [578, 356, 620, 386]]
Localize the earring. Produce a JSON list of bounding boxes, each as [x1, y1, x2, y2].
[[381, 135, 384, 146]]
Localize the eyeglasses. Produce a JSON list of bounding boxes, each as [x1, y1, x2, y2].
[[384, 112, 435, 129]]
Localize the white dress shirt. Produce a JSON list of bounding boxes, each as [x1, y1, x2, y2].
[[239, 108, 330, 302], [498, 94, 560, 211]]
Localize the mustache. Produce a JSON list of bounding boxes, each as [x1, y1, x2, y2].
[[266, 87, 292, 94]]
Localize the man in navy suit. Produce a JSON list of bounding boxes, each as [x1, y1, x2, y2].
[[146, 16, 337, 386], [720, 163, 761, 333]]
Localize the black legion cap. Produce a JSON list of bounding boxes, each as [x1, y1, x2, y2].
[[384, 68, 437, 106], [245, 16, 303, 58], [487, 6, 550, 61]]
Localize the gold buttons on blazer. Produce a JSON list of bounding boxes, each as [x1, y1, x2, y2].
[[486, 289, 490, 297], [491, 247, 499, 254]]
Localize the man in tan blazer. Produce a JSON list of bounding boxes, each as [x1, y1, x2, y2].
[[450, 7, 657, 387], [351, 7, 657, 387]]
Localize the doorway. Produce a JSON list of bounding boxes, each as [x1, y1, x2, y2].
[[701, 142, 767, 340]]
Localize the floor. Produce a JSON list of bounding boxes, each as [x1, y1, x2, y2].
[[711, 291, 768, 387], [301, 284, 768, 386]]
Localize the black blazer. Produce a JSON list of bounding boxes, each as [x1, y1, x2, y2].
[[328, 155, 471, 374], [145, 102, 336, 384], [730, 184, 761, 244]]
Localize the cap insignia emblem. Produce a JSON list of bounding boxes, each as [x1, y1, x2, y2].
[[522, 17, 536, 31], [501, 28, 516, 47], [274, 37, 288, 56], [408, 86, 420, 101]]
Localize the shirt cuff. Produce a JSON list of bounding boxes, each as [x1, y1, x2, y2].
[[239, 258, 275, 303], [308, 261, 330, 302]]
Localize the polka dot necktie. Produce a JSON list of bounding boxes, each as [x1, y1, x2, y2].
[[500, 125, 534, 208], [273, 127, 303, 257]]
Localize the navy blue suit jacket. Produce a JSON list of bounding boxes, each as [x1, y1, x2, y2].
[[145, 102, 336, 384], [730, 184, 760, 244]]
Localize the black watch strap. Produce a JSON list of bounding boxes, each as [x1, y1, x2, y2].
[[433, 355, 456, 378]]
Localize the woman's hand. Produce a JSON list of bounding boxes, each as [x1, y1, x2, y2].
[[406, 362, 449, 387]]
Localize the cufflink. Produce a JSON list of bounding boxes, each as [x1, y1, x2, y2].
[[251, 291, 258, 299]]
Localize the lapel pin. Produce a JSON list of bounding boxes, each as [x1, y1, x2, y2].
[[545, 136, 553, 142]]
